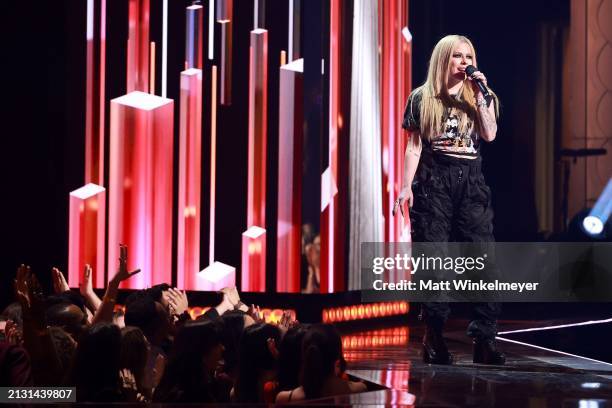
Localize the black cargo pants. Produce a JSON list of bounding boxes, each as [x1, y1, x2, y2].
[[410, 150, 501, 340]]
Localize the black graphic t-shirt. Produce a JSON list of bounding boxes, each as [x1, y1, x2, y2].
[[402, 89, 479, 159]]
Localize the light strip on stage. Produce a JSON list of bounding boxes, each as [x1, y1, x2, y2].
[[254, 0, 258, 29], [68, 183, 106, 289], [149, 41, 155, 94], [288, 0, 293, 62], [277, 58, 303, 292], [162, 0, 168, 97], [177, 69, 203, 290], [498, 318, 612, 335], [495, 336, 612, 367], [219, 20, 232, 105], [109, 91, 174, 289], [209, 65, 218, 265], [208, 0, 214, 60]]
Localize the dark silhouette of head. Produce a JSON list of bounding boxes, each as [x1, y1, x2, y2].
[[278, 324, 309, 391], [70, 322, 122, 402], [235, 323, 281, 403], [153, 319, 223, 403], [301, 324, 343, 399], [120, 326, 148, 393]]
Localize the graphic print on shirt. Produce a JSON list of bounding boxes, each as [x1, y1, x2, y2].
[[431, 114, 479, 158]]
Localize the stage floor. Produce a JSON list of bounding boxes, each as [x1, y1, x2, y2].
[[305, 318, 612, 407]]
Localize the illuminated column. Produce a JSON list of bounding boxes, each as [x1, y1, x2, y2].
[[219, 20, 233, 105], [217, 0, 233, 105], [380, 0, 411, 243], [199, 65, 237, 290], [68, 184, 106, 289], [185, 4, 203, 69], [277, 58, 303, 292], [177, 69, 203, 290], [320, 0, 347, 293], [242, 226, 266, 292], [127, 0, 150, 92], [109, 91, 174, 289], [85, 0, 106, 185], [242, 29, 268, 292]]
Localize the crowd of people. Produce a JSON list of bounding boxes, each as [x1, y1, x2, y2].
[[0, 244, 367, 403]]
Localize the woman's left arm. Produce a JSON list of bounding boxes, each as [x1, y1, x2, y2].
[[469, 70, 497, 142], [476, 96, 497, 142]]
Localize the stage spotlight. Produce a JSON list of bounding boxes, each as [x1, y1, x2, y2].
[[582, 179, 612, 237]]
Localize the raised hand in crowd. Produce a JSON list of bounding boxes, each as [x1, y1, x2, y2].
[[4, 319, 24, 346], [14, 264, 62, 385], [51, 267, 70, 294], [93, 244, 141, 324], [248, 304, 264, 323], [164, 288, 189, 317], [14, 265, 45, 329], [278, 310, 299, 335], [79, 264, 102, 313], [120, 368, 148, 402]]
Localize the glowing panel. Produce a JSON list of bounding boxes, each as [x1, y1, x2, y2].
[[199, 261, 236, 291], [68, 183, 106, 289], [108, 91, 174, 289], [127, 0, 150, 93], [177, 69, 203, 290], [242, 29, 268, 292], [241, 226, 266, 292], [246, 29, 268, 228], [85, 0, 106, 185], [219, 20, 233, 105], [276, 58, 303, 293], [381, 0, 411, 243], [216, 0, 233, 21], [185, 5, 203, 69], [320, 0, 343, 293]]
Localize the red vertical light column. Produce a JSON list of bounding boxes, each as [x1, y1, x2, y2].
[[242, 29, 268, 292], [127, 0, 150, 93], [185, 5, 203, 69], [109, 91, 174, 289], [217, 0, 233, 105], [68, 183, 106, 289], [277, 58, 303, 293], [381, 0, 411, 243], [320, 0, 344, 293], [219, 20, 233, 105], [242, 226, 266, 292], [399, 23, 412, 242], [85, 0, 106, 185], [177, 69, 203, 290]]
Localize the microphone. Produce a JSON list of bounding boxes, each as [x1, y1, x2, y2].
[[465, 65, 492, 106]]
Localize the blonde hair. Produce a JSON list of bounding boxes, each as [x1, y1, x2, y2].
[[414, 35, 498, 141]]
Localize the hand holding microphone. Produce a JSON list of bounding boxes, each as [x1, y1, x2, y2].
[[465, 65, 492, 106]]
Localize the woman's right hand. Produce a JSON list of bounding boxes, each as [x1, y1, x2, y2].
[[393, 186, 414, 217]]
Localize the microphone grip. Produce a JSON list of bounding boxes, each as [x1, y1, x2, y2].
[[474, 79, 492, 107]]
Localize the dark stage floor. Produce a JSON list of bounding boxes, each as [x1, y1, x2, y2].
[[304, 318, 612, 407]]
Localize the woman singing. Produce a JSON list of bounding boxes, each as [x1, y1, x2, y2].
[[393, 35, 505, 365]]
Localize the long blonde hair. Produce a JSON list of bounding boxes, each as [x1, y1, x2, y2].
[[414, 35, 498, 141]]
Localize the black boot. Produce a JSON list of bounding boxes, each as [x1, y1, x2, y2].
[[422, 327, 454, 365], [473, 338, 506, 365]]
